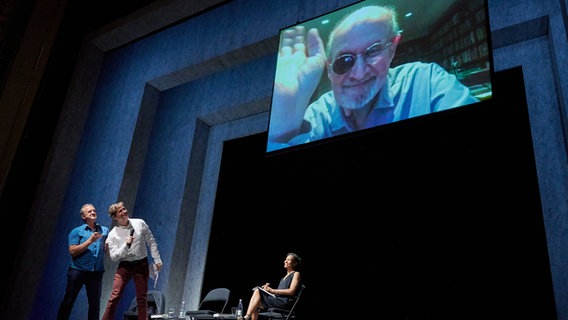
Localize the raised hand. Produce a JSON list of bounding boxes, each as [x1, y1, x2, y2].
[[269, 26, 326, 142]]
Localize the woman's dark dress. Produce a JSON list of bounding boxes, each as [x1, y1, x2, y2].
[[259, 271, 298, 309]]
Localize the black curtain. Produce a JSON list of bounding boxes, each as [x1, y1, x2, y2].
[[204, 67, 556, 319]]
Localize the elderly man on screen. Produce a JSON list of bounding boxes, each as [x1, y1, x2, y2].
[[267, 4, 478, 151]]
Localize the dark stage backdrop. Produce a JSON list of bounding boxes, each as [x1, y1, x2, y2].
[[203, 67, 557, 319]]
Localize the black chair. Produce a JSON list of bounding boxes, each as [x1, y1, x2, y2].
[[258, 284, 305, 320], [185, 287, 231, 319], [123, 290, 165, 320]]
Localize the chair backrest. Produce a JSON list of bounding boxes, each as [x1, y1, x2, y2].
[[285, 284, 305, 320], [124, 290, 165, 318], [198, 287, 231, 314], [148, 290, 166, 314]]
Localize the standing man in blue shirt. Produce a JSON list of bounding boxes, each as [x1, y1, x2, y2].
[[57, 203, 109, 320], [267, 4, 479, 151]]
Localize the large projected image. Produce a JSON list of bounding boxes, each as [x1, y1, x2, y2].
[[266, 0, 493, 153]]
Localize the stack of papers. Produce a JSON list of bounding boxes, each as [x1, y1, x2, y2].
[[149, 263, 159, 288]]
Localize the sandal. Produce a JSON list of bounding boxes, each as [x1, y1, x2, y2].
[[243, 315, 251, 320]]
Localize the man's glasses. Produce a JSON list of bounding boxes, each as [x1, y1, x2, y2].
[[331, 40, 394, 75]]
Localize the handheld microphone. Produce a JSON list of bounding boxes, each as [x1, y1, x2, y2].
[[128, 229, 135, 248]]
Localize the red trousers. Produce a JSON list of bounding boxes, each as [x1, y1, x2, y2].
[[102, 258, 149, 320]]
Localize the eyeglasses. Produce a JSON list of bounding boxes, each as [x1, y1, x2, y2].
[[331, 40, 394, 75]]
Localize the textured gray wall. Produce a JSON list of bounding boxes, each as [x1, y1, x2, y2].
[[490, 0, 568, 318], [3, 0, 568, 319]]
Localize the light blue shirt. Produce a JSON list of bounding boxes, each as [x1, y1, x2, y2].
[[268, 62, 479, 151], [68, 223, 109, 272]]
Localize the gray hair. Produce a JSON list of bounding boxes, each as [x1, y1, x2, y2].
[[326, 5, 400, 57], [80, 203, 95, 218]]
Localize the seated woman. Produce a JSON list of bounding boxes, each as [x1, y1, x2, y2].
[[243, 252, 302, 320]]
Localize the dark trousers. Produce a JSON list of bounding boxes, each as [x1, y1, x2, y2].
[[102, 258, 149, 320], [57, 268, 104, 320]]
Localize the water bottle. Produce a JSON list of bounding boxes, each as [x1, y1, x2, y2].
[[237, 298, 243, 317], [178, 300, 186, 318]]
